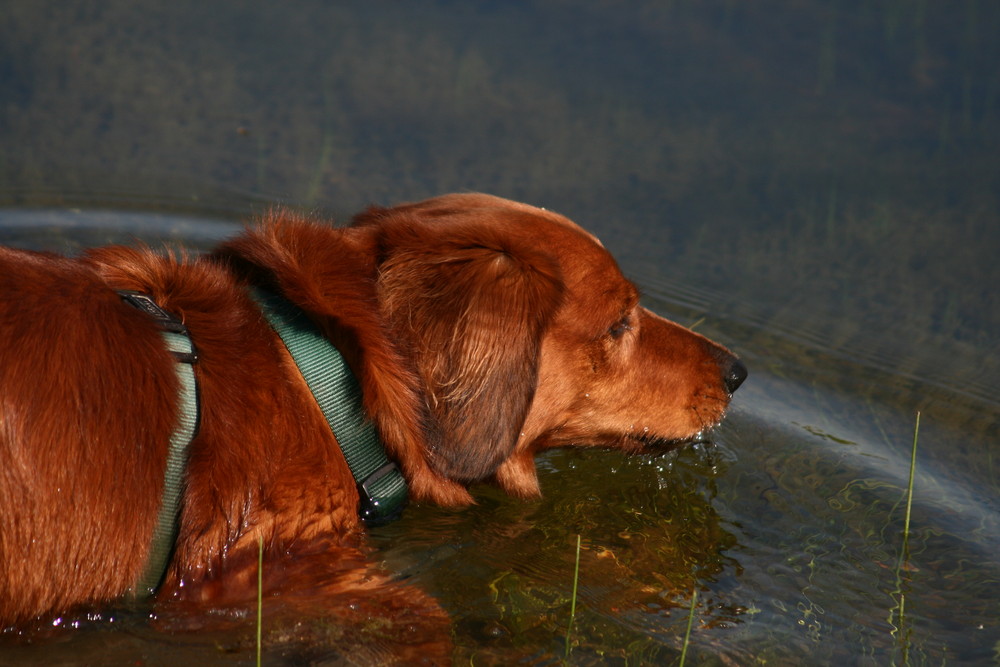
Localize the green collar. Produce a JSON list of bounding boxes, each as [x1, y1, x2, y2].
[[250, 288, 408, 526], [118, 291, 200, 597], [123, 286, 407, 597]]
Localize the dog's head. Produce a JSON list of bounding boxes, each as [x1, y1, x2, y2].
[[354, 193, 746, 498]]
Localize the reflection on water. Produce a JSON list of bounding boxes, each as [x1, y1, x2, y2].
[[1, 0, 999, 663]]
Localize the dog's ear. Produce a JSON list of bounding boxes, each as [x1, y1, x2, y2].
[[376, 219, 563, 483]]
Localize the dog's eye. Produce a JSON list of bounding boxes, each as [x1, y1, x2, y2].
[[608, 316, 632, 339]]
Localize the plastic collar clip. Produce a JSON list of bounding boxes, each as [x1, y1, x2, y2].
[[357, 461, 407, 526], [118, 291, 198, 364]]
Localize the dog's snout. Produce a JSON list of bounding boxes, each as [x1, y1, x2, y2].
[[723, 358, 748, 394]]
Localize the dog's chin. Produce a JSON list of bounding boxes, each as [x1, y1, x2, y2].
[[619, 429, 714, 454]]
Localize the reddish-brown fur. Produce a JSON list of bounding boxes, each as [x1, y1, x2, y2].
[[0, 194, 744, 655]]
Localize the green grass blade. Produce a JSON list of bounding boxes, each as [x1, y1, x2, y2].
[[679, 584, 698, 666], [901, 411, 920, 555], [565, 534, 582, 659], [257, 534, 263, 667], [890, 411, 920, 665]]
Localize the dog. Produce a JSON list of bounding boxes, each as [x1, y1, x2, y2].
[[0, 193, 745, 657]]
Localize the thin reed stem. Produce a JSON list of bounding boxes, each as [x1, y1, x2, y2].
[[679, 585, 698, 666], [565, 534, 582, 659], [890, 411, 920, 665], [901, 411, 920, 555], [257, 534, 263, 667]]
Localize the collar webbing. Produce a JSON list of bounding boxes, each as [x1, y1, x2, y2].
[[250, 288, 407, 526], [118, 291, 200, 597]]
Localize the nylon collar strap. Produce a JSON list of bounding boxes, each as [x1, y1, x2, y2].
[[250, 288, 408, 526], [118, 291, 200, 597]]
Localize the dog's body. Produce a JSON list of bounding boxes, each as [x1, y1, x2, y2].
[[0, 194, 744, 652]]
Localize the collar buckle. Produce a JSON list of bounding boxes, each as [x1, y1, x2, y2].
[[357, 461, 408, 526]]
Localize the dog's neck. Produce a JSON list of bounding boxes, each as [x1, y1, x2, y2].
[[210, 219, 476, 507], [123, 287, 409, 596], [249, 288, 408, 526]]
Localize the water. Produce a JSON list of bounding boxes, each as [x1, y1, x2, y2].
[[1, 1, 998, 664]]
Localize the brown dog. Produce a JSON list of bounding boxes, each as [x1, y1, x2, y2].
[[0, 193, 744, 652]]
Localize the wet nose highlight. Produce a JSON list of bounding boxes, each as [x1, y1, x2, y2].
[[723, 358, 748, 394]]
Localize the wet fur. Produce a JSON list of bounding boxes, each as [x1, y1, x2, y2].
[[0, 194, 743, 657]]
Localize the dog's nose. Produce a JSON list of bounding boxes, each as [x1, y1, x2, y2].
[[723, 358, 748, 394]]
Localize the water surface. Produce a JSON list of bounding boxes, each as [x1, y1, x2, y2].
[[1, 1, 997, 664]]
